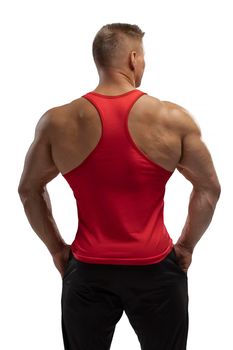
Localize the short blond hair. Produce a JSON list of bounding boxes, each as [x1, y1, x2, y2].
[[92, 23, 145, 68]]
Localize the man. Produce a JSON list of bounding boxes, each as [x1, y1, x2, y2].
[[18, 23, 221, 350]]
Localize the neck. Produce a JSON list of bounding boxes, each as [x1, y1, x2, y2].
[[95, 68, 136, 92]]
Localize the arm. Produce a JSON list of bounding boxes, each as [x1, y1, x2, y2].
[[175, 110, 221, 257], [18, 110, 67, 257]]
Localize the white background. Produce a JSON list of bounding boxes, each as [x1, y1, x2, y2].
[[1, 0, 232, 349]]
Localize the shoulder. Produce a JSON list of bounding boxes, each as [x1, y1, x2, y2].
[[35, 97, 84, 134], [146, 96, 201, 137], [161, 101, 201, 137]]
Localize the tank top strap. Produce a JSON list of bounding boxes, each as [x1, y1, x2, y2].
[[81, 89, 147, 146], [81, 89, 147, 116]]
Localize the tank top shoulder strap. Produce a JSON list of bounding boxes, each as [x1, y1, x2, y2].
[[80, 89, 147, 147], [81, 89, 147, 115]]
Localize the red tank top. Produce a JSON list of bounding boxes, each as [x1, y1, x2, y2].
[[62, 89, 174, 265]]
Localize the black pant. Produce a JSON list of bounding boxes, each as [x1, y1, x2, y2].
[[61, 247, 189, 350]]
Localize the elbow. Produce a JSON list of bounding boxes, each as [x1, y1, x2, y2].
[[18, 181, 32, 196], [18, 185, 31, 204], [18, 178, 30, 198], [205, 174, 221, 202], [211, 180, 221, 202], [193, 180, 221, 208], [18, 185, 28, 197], [18, 184, 45, 202], [205, 181, 221, 209]]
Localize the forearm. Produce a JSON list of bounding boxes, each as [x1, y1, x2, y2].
[[176, 187, 220, 252], [19, 186, 66, 256]]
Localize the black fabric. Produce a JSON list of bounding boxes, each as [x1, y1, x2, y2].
[[61, 248, 189, 350]]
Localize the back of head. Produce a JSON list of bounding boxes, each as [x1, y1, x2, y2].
[[92, 23, 145, 70]]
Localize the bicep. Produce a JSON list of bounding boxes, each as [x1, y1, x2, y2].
[[18, 112, 60, 192]]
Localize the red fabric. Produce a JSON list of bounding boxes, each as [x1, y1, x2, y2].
[[62, 89, 174, 265]]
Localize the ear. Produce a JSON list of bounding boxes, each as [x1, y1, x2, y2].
[[129, 51, 137, 70]]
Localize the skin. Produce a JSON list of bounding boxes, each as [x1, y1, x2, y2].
[[18, 36, 221, 278]]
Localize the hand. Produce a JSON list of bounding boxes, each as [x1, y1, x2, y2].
[[173, 243, 193, 273], [52, 243, 71, 278]]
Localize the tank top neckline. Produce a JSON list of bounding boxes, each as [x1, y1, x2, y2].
[[88, 89, 140, 99]]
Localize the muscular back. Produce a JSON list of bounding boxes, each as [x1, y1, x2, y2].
[[18, 91, 219, 195], [48, 94, 184, 175]]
